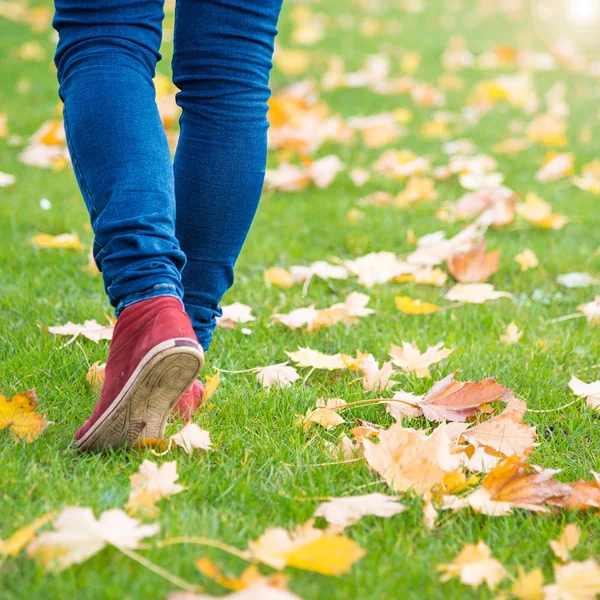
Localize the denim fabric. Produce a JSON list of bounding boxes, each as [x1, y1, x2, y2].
[[53, 0, 282, 350]]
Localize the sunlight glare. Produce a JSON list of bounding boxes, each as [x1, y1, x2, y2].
[[567, 0, 600, 23]]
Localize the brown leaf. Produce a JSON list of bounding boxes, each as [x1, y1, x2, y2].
[[447, 240, 501, 283], [418, 373, 513, 422], [551, 472, 600, 511]]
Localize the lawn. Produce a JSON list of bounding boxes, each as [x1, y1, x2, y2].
[[1, 1, 599, 599]]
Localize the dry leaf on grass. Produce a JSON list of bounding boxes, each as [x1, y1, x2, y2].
[[248, 520, 365, 574], [26, 507, 159, 571], [442, 456, 570, 516], [549, 524, 580, 563], [264, 267, 294, 289], [297, 398, 346, 430], [31, 232, 82, 250], [500, 322, 522, 345], [360, 355, 398, 392], [0, 389, 50, 442], [543, 559, 600, 600], [169, 582, 304, 600], [418, 373, 513, 422], [344, 252, 415, 287], [313, 493, 406, 527], [556, 273, 599, 288], [438, 541, 507, 590], [394, 296, 439, 314], [389, 341, 453, 378], [170, 424, 212, 455], [461, 398, 537, 457], [202, 372, 221, 403], [445, 283, 513, 304], [285, 347, 347, 370], [217, 303, 256, 330], [195, 559, 288, 592], [577, 297, 600, 325], [46, 319, 114, 343], [447, 240, 500, 283], [516, 192, 569, 229], [552, 472, 600, 511], [255, 363, 300, 388], [0, 512, 56, 557], [125, 460, 185, 518], [515, 249, 539, 271], [385, 390, 424, 420], [86, 361, 105, 387], [511, 567, 544, 600], [568, 376, 600, 411]]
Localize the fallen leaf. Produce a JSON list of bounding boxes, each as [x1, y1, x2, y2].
[[285, 347, 347, 370], [394, 296, 439, 314], [248, 520, 365, 574], [86, 361, 105, 387], [500, 322, 522, 345], [217, 303, 256, 330], [445, 283, 513, 304], [389, 341, 453, 378], [418, 373, 513, 422], [515, 249, 539, 271], [511, 567, 544, 600], [553, 473, 600, 511], [437, 541, 507, 590], [516, 192, 569, 229], [202, 372, 221, 403], [170, 424, 212, 454], [385, 390, 424, 420], [297, 398, 346, 430], [195, 559, 288, 593], [549, 524, 580, 563], [0, 389, 50, 442], [535, 152, 574, 183], [543, 559, 600, 600], [360, 354, 398, 392], [46, 319, 114, 343], [0, 512, 57, 556], [125, 460, 185, 518], [344, 252, 415, 286], [264, 267, 294, 289], [31, 233, 82, 250], [461, 398, 537, 458], [577, 297, 600, 325], [556, 273, 599, 288], [27, 507, 159, 571], [313, 493, 406, 527], [255, 363, 300, 388], [447, 240, 500, 283], [169, 582, 303, 600], [568, 376, 600, 411]]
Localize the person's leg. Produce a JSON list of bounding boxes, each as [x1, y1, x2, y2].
[[172, 0, 283, 351], [53, 0, 203, 450], [53, 0, 185, 313]]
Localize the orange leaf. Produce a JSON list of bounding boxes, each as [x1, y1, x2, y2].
[[0, 389, 50, 442]]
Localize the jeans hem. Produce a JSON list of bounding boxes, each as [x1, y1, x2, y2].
[[115, 284, 182, 317]]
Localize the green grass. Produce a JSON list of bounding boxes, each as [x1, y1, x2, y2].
[[1, 1, 599, 598]]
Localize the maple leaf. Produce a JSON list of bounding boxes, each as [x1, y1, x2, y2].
[[360, 354, 398, 392], [170, 424, 212, 455], [543, 559, 600, 600], [437, 541, 507, 590], [86, 361, 105, 387], [552, 472, 600, 511], [169, 582, 303, 600], [511, 567, 544, 600], [255, 363, 300, 388], [549, 524, 580, 563], [125, 460, 185, 518], [272, 306, 320, 330], [264, 267, 294, 289], [394, 296, 439, 314], [572, 159, 600, 195], [289, 261, 348, 284], [442, 457, 570, 516], [285, 347, 347, 371], [297, 398, 346, 430], [195, 558, 288, 592], [46, 319, 114, 343], [31, 232, 82, 250], [385, 390, 424, 420], [344, 252, 415, 286], [447, 240, 500, 283], [515, 248, 539, 271], [461, 398, 537, 458], [535, 152, 574, 183], [202, 372, 221, 403], [217, 303, 256, 330], [417, 373, 513, 422], [516, 192, 569, 229], [500, 322, 522, 345], [445, 282, 513, 304], [0, 512, 56, 557], [389, 341, 453, 378], [568, 376, 600, 411], [248, 520, 365, 574], [363, 422, 465, 495], [0, 389, 50, 442], [313, 493, 406, 527], [577, 296, 600, 325], [27, 507, 159, 571]]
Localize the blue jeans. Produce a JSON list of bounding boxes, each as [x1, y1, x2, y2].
[[52, 0, 282, 350]]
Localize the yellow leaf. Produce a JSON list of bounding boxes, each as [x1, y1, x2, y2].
[[202, 372, 221, 403], [264, 267, 294, 289], [395, 296, 439, 315], [0, 390, 50, 442], [283, 535, 365, 575], [511, 567, 544, 600], [31, 233, 83, 250], [0, 512, 57, 556]]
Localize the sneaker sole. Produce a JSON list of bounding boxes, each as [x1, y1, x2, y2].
[[75, 338, 204, 452]]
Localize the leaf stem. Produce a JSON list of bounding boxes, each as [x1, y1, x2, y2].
[[526, 397, 584, 414], [154, 537, 252, 562]]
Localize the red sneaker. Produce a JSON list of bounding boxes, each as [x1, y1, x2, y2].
[[172, 379, 206, 422], [75, 296, 204, 451]]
